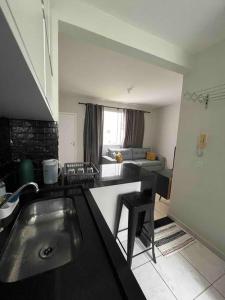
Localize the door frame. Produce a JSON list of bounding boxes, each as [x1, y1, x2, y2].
[[59, 112, 78, 163]]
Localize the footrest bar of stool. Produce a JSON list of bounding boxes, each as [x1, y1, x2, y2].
[[132, 247, 153, 258], [116, 237, 127, 255], [118, 227, 128, 233], [116, 236, 154, 260]]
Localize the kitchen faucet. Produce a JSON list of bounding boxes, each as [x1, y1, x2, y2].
[[0, 182, 39, 231], [7, 182, 39, 203]]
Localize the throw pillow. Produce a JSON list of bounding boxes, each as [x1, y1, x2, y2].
[[115, 152, 123, 163], [146, 152, 157, 161]]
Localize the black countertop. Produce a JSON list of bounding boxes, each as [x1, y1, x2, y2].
[[95, 163, 155, 187], [0, 164, 156, 299], [0, 186, 146, 300], [68, 163, 155, 188]]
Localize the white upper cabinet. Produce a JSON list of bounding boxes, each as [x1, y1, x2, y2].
[[42, 0, 53, 107], [42, 0, 51, 62], [0, 0, 56, 119], [6, 0, 45, 91]]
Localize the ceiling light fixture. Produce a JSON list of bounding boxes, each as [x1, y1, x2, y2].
[[127, 86, 134, 94]]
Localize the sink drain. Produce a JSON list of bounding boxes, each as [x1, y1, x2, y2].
[[39, 246, 54, 259]]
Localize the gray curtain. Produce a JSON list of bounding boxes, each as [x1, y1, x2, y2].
[[83, 103, 104, 164], [123, 109, 144, 148]]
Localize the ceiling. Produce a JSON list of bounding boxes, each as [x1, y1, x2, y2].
[[59, 33, 183, 107], [82, 0, 225, 53]]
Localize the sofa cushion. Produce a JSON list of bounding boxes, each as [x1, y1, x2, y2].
[[108, 148, 132, 160], [122, 160, 134, 164], [132, 159, 161, 167], [108, 148, 119, 158], [132, 148, 151, 160], [143, 165, 164, 172]]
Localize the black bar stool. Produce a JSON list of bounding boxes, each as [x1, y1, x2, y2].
[[114, 179, 156, 267]]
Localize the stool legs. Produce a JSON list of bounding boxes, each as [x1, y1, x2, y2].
[[127, 210, 138, 267], [114, 199, 123, 238], [150, 221, 156, 263]]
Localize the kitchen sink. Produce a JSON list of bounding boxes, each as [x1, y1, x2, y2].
[[0, 197, 82, 282]]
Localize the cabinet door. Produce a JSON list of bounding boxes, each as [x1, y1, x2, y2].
[[44, 31, 52, 108], [42, 0, 51, 61], [42, 0, 53, 108], [6, 0, 45, 91]]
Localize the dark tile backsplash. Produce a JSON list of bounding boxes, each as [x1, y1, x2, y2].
[[0, 118, 11, 171], [9, 119, 58, 164], [0, 117, 58, 189]]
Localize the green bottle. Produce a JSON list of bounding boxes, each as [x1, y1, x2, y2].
[[18, 159, 34, 185]]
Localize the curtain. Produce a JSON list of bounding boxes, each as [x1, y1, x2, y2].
[[83, 103, 104, 164], [123, 109, 144, 148]]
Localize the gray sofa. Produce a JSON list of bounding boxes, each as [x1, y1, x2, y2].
[[102, 147, 165, 172]]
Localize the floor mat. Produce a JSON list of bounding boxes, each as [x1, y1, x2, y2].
[[154, 220, 195, 256]]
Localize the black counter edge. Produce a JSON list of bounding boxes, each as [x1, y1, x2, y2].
[[83, 189, 146, 300]]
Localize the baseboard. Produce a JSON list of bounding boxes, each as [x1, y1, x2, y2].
[[168, 213, 225, 261]]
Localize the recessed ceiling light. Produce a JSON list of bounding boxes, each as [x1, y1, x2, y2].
[[127, 86, 134, 94]]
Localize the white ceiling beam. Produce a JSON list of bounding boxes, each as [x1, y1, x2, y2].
[[52, 0, 193, 74]]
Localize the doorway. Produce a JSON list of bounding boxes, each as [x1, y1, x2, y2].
[[58, 112, 77, 165]]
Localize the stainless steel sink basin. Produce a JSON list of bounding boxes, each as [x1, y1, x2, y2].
[[0, 197, 82, 282]]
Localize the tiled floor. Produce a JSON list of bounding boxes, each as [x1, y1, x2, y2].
[[116, 195, 225, 300]]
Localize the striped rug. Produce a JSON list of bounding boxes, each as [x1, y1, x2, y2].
[[154, 222, 195, 256]]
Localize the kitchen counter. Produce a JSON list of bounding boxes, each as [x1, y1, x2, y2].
[[61, 163, 155, 188], [0, 186, 146, 300], [94, 163, 155, 187]]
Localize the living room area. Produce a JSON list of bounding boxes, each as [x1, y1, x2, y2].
[[58, 24, 182, 222], [56, 3, 225, 298], [101, 102, 180, 220], [56, 5, 224, 299]]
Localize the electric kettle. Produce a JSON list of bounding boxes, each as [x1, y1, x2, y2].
[[42, 159, 61, 184]]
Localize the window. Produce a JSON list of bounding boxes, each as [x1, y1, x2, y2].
[[103, 109, 125, 146]]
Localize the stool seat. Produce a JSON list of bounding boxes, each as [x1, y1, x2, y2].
[[121, 191, 154, 209], [114, 188, 156, 268]]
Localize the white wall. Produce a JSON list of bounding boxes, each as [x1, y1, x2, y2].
[[59, 94, 154, 161], [90, 182, 141, 233], [151, 103, 181, 168], [170, 39, 225, 258], [52, 0, 192, 73]]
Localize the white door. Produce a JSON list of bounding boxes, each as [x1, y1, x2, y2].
[[59, 113, 77, 165]]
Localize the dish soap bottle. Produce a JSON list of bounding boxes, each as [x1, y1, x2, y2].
[[18, 159, 34, 185]]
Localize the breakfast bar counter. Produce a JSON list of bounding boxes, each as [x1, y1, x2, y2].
[[90, 163, 156, 234]]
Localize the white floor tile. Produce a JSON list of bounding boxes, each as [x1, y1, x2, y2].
[[196, 286, 225, 300], [214, 275, 225, 297], [121, 239, 150, 269], [180, 242, 225, 283], [136, 238, 162, 259], [117, 230, 162, 269], [154, 252, 210, 300], [117, 229, 128, 242], [117, 230, 161, 257], [133, 262, 176, 300]]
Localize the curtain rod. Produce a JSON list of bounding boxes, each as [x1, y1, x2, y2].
[[78, 102, 151, 113]]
